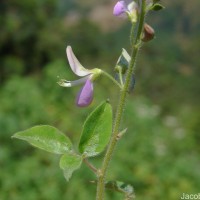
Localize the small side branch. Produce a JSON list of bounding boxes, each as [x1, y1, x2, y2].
[[83, 158, 98, 174]]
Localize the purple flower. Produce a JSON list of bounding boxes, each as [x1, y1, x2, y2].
[[58, 46, 101, 107], [113, 1, 127, 16], [76, 79, 93, 107], [113, 0, 138, 22]]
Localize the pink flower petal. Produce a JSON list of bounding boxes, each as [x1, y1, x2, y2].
[[66, 46, 91, 77], [76, 79, 93, 107]]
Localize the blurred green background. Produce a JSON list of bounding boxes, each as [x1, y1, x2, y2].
[[0, 0, 200, 199]]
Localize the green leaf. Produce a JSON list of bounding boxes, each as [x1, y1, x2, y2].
[[90, 180, 135, 199], [78, 101, 112, 157], [105, 181, 135, 199], [12, 125, 72, 154], [151, 3, 165, 11], [59, 153, 82, 181]]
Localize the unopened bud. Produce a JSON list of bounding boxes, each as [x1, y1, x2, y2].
[[142, 23, 155, 42], [115, 48, 131, 74]]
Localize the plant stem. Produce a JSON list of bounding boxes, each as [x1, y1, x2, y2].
[[96, 1, 146, 200], [130, 22, 136, 45], [118, 68, 124, 87], [83, 158, 98, 174], [102, 71, 122, 89]]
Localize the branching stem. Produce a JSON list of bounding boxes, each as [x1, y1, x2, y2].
[[96, 1, 146, 199]]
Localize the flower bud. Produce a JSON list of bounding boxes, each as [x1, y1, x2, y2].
[[114, 73, 135, 93], [142, 23, 155, 42], [113, 1, 138, 23], [115, 48, 131, 74]]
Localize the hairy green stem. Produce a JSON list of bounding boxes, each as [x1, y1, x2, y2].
[[96, 1, 146, 200], [130, 22, 136, 45]]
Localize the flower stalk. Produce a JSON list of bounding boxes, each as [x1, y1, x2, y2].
[[96, 1, 146, 199], [102, 71, 123, 89]]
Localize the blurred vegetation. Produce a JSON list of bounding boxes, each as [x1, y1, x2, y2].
[[0, 0, 200, 199]]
